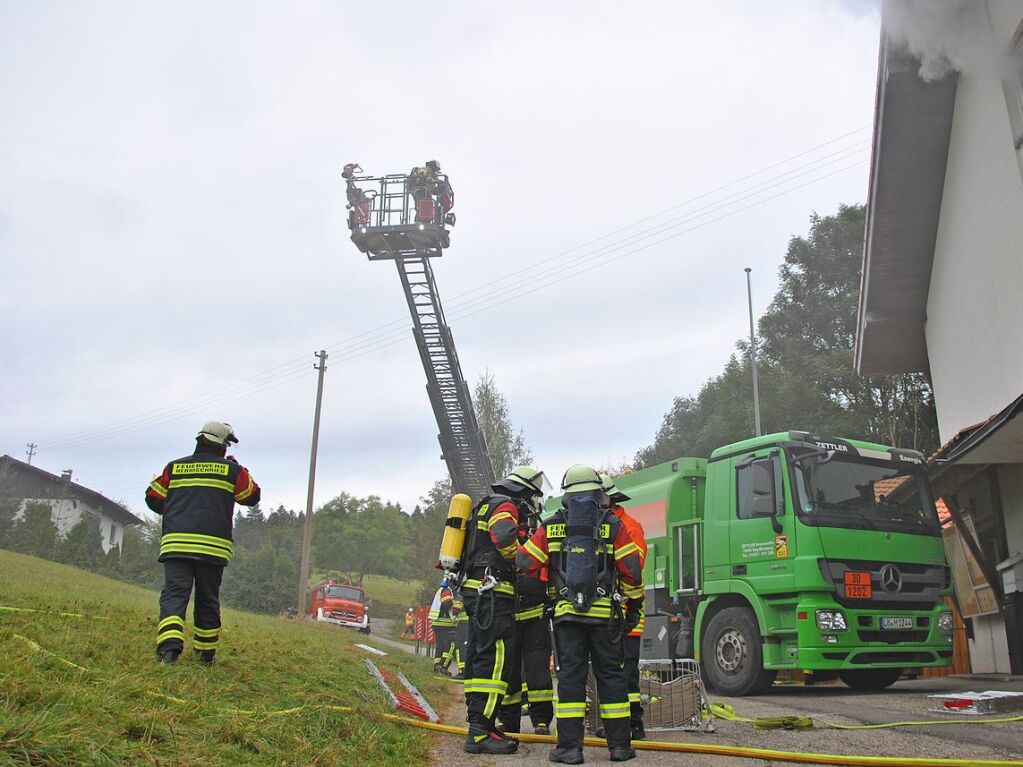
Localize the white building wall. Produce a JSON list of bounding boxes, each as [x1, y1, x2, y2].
[[15, 498, 124, 553], [925, 69, 1023, 444]]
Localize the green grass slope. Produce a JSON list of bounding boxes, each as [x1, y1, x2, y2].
[[0, 551, 445, 766]]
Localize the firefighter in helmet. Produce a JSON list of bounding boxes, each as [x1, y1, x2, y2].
[[460, 465, 549, 755], [429, 579, 457, 675], [145, 421, 261, 665], [517, 464, 644, 763], [600, 473, 649, 740]]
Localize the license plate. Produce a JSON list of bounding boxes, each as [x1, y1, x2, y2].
[[844, 571, 872, 599], [880, 617, 913, 630]]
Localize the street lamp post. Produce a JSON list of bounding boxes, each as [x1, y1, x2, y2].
[[745, 267, 762, 437]]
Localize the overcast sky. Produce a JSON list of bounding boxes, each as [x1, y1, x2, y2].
[[0, 1, 882, 520]]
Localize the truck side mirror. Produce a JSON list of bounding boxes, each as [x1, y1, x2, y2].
[[751, 460, 783, 533]]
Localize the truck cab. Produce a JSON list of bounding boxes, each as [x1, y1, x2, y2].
[[615, 431, 953, 695], [310, 578, 371, 634]]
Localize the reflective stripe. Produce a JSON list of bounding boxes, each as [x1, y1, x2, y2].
[[605, 544, 615, 554], [432, 618, 455, 627], [548, 541, 562, 553], [462, 578, 514, 596], [497, 540, 517, 558], [160, 543, 231, 560], [621, 582, 644, 599], [502, 692, 522, 706], [527, 688, 555, 702], [167, 477, 236, 493], [235, 477, 256, 502], [489, 511, 515, 527], [599, 701, 631, 719], [614, 542, 640, 561], [157, 629, 185, 643], [554, 597, 613, 620], [194, 626, 220, 638], [556, 701, 587, 718], [523, 539, 547, 564], [484, 638, 506, 717], [193, 639, 218, 649], [514, 605, 544, 622], [148, 481, 168, 498], [158, 616, 183, 631], [161, 532, 234, 552], [628, 693, 642, 704], [463, 681, 507, 693]]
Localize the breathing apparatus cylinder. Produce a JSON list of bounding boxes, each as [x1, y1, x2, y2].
[[436, 493, 472, 572]]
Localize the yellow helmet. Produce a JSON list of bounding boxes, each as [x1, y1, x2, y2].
[[561, 464, 603, 494]]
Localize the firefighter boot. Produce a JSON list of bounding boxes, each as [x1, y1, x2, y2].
[[158, 649, 180, 664], [534, 723, 551, 736], [630, 720, 646, 741], [609, 746, 637, 762], [198, 649, 216, 667], [550, 718, 584, 763], [464, 715, 518, 755]]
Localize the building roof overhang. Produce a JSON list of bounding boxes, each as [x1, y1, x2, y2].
[[854, 28, 958, 377]]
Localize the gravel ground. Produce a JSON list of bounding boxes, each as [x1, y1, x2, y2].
[[427, 675, 1023, 766]]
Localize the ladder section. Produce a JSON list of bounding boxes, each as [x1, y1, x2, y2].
[[394, 255, 494, 500]]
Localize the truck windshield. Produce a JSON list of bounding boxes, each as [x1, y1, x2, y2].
[[789, 451, 940, 536], [325, 586, 363, 601]]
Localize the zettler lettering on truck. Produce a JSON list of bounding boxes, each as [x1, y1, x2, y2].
[[607, 431, 952, 695]]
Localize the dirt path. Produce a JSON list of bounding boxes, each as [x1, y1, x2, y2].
[[427, 677, 1023, 766], [360, 617, 423, 656]]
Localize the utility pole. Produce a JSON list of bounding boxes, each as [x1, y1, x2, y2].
[[297, 350, 328, 615], [25, 443, 37, 465], [745, 268, 762, 437]]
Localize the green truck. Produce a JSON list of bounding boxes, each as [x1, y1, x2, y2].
[[611, 430, 954, 695]]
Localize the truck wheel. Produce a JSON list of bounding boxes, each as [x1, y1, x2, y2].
[[838, 668, 902, 691], [702, 607, 776, 696]]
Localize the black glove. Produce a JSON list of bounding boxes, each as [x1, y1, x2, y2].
[[625, 601, 643, 632]]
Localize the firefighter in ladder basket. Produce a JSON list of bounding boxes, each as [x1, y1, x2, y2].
[[459, 465, 550, 755], [517, 464, 644, 764]]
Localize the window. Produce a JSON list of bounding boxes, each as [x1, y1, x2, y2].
[[109, 524, 117, 545], [736, 457, 782, 520]]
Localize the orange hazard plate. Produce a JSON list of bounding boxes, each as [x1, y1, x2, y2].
[[844, 571, 872, 599]]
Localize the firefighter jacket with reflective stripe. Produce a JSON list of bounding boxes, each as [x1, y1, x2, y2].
[[460, 494, 520, 599], [613, 505, 648, 637], [429, 586, 455, 628], [517, 511, 643, 626], [145, 448, 260, 566]]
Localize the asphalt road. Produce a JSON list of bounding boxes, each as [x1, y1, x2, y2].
[[429, 675, 1023, 766]]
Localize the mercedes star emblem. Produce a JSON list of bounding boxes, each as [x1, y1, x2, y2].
[[880, 564, 902, 593]]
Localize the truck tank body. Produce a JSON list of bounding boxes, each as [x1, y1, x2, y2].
[[613, 458, 706, 612]]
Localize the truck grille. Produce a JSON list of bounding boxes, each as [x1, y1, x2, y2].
[[819, 558, 948, 610], [857, 630, 929, 644]]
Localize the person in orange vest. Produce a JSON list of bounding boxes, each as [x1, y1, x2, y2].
[[600, 474, 649, 741], [401, 607, 415, 639]]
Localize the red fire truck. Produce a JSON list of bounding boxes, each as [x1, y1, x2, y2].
[[309, 578, 371, 633]]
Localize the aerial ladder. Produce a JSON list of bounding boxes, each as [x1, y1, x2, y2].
[[343, 163, 495, 501]]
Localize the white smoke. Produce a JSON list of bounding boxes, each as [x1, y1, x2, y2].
[[883, 0, 1012, 82]]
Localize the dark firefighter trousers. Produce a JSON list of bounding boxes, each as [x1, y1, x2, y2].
[[157, 558, 223, 654], [462, 593, 518, 727], [434, 625, 456, 667], [498, 616, 554, 731], [624, 634, 644, 727], [553, 619, 631, 750]]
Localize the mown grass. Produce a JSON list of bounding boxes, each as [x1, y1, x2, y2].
[[0, 551, 446, 766]]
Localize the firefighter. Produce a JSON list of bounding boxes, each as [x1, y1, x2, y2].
[[460, 465, 549, 755], [600, 474, 649, 741], [145, 421, 260, 665], [496, 505, 554, 736], [429, 580, 456, 675], [517, 464, 644, 764], [401, 607, 415, 639]]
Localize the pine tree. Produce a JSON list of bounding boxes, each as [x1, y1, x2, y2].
[[57, 515, 105, 571], [9, 501, 59, 559]]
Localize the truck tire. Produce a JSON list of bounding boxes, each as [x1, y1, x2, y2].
[[702, 607, 777, 696], [838, 668, 902, 691]]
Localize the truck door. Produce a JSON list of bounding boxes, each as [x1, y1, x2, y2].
[[729, 451, 795, 593]]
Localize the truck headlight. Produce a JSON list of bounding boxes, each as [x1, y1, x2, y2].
[[937, 612, 954, 633], [815, 610, 848, 631]]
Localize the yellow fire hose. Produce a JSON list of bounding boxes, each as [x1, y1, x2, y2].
[[7, 630, 1023, 767]]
